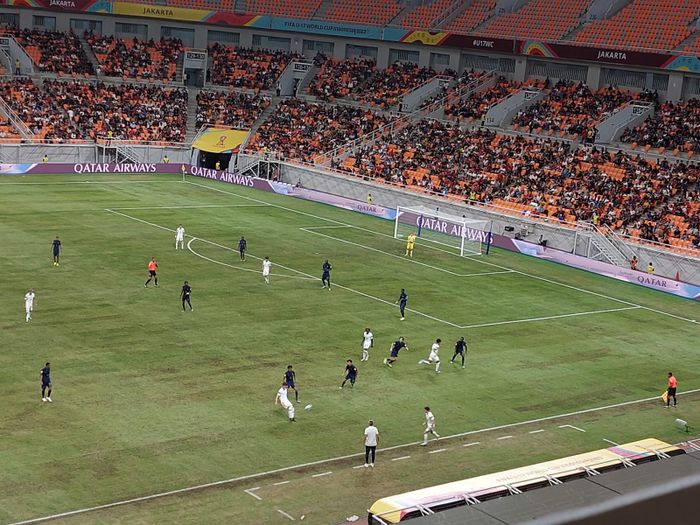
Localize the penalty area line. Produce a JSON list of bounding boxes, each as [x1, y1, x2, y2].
[[11, 388, 700, 525]]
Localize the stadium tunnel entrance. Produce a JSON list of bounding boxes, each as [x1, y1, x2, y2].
[[190, 128, 250, 172]]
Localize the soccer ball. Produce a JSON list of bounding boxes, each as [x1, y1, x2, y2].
[[304, 404, 313, 411]]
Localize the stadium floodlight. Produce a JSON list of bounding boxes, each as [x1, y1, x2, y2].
[[394, 205, 491, 256]]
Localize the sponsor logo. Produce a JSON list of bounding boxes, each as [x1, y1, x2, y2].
[[49, 0, 77, 7], [73, 163, 157, 173], [597, 50, 627, 61], [189, 166, 255, 187], [636, 276, 671, 288], [142, 6, 174, 16], [472, 40, 495, 48], [416, 216, 489, 243]]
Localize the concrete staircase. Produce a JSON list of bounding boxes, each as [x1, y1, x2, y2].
[[433, 0, 473, 30], [184, 87, 200, 143], [295, 64, 319, 95], [79, 37, 101, 75], [240, 96, 282, 151], [175, 53, 184, 84]]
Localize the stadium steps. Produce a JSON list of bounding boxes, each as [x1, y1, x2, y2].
[[247, 96, 282, 137], [184, 87, 200, 143], [175, 54, 184, 84], [295, 64, 319, 95], [674, 27, 700, 51], [434, 0, 475, 30], [79, 36, 101, 76], [311, 0, 334, 20], [384, 4, 415, 27]]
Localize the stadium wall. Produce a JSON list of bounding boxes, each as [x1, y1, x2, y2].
[[1, 7, 699, 99]]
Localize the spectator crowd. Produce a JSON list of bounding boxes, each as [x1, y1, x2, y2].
[[0, 27, 93, 74], [195, 90, 271, 130], [208, 44, 298, 89], [621, 98, 700, 154]]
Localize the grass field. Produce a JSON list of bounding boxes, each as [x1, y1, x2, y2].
[[1, 173, 699, 525]]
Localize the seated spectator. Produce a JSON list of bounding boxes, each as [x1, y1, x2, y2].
[[444, 76, 524, 121], [195, 90, 271, 129], [621, 98, 700, 153], [309, 57, 377, 101], [85, 33, 183, 81], [208, 44, 298, 90], [352, 62, 439, 109], [248, 99, 393, 162], [0, 27, 93, 74]]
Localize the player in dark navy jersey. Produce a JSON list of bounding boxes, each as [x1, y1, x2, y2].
[[181, 281, 193, 311], [384, 337, 408, 367], [321, 260, 332, 290], [396, 289, 408, 320], [284, 365, 299, 402], [40, 362, 52, 402], [340, 359, 358, 388], [238, 236, 247, 261], [52, 236, 61, 266], [451, 336, 468, 368]]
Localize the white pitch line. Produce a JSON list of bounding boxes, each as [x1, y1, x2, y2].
[[243, 488, 262, 501], [311, 471, 332, 478], [463, 442, 481, 447], [273, 481, 290, 486], [497, 435, 514, 441], [301, 227, 513, 278], [108, 209, 462, 328], [559, 424, 586, 433], [277, 509, 296, 521], [110, 204, 269, 210], [603, 439, 620, 446], [428, 448, 447, 454], [529, 430, 545, 434], [391, 456, 411, 462], [186, 179, 699, 326], [458, 306, 641, 329], [12, 388, 700, 525]]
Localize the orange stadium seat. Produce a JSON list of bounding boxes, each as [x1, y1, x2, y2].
[[443, 1, 497, 34], [323, 0, 402, 26]]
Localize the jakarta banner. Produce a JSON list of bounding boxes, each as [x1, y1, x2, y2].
[[0, 0, 109, 11], [191, 128, 249, 154]]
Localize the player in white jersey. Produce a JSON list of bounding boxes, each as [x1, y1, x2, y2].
[[361, 328, 373, 362], [274, 382, 296, 421], [262, 256, 271, 284], [420, 406, 440, 445], [24, 289, 35, 322], [418, 338, 441, 374], [175, 224, 185, 250]]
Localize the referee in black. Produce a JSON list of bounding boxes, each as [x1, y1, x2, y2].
[[181, 281, 193, 311]]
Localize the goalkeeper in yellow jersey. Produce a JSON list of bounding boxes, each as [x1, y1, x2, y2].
[[405, 232, 417, 257]]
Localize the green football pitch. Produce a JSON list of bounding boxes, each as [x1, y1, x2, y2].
[[1, 173, 699, 525]]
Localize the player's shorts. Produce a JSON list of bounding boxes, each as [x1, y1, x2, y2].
[[322, 273, 330, 279], [668, 387, 677, 396], [390, 350, 399, 358], [345, 375, 356, 383], [25, 304, 32, 312], [363, 342, 372, 350], [286, 381, 295, 389], [42, 380, 51, 387], [149, 270, 157, 277], [429, 353, 440, 362], [53, 250, 60, 256]]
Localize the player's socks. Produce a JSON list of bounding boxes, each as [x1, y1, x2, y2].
[[435, 363, 441, 373]]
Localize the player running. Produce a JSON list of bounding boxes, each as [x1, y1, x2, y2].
[[175, 224, 185, 250], [262, 256, 271, 284], [384, 337, 408, 367], [144, 257, 158, 287], [181, 281, 193, 311], [40, 362, 52, 402], [420, 406, 440, 445], [451, 336, 467, 368], [396, 288, 408, 321], [361, 328, 373, 362], [238, 236, 247, 261], [284, 365, 300, 403], [24, 288, 36, 322], [52, 235, 61, 266], [274, 382, 295, 421], [340, 359, 358, 389], [405, 232, 417, 258], [321, 260, 332, 290], [419, 338, 441, 374]]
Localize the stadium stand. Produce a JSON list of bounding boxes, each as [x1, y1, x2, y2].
[[574, 0, 700, 51], [0, 116, 21, 139], [84, 33, 182, 80], [353, 61, 439, 109], [309, 56, 377, 101], [322, 0, 402, 26], [398, 0, 453, 29], [208, 44, 297, 90], [239, 0, 321, 18], [195, 90, 271, 129], [0, 78, 187, 142], [511, 81, 656, 138], [0, 27, 93, 75], [443, 76, 527, 121], [248, 99, 393, 162], [477, 0, 593, 41], [338, 119, 700, 248], [442, 0, 498, 34], [621, 99, 700, 155]]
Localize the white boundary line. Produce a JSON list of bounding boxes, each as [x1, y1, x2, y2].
[[301, 226, 514, 278], [603, 439, 620, 446], [243, 488, 262, 501], [111, 204, 270, 210], [276, 509, 296, 521], [458, 306, 641, 329], [10, 388, 700, 525], [185, 180, 699, 326], [559, 424, 586, 433]]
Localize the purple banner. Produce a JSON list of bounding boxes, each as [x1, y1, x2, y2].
[[186, 165, 290, 193], [289, 186, 397, 220], [0, 162, 184, 174]]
